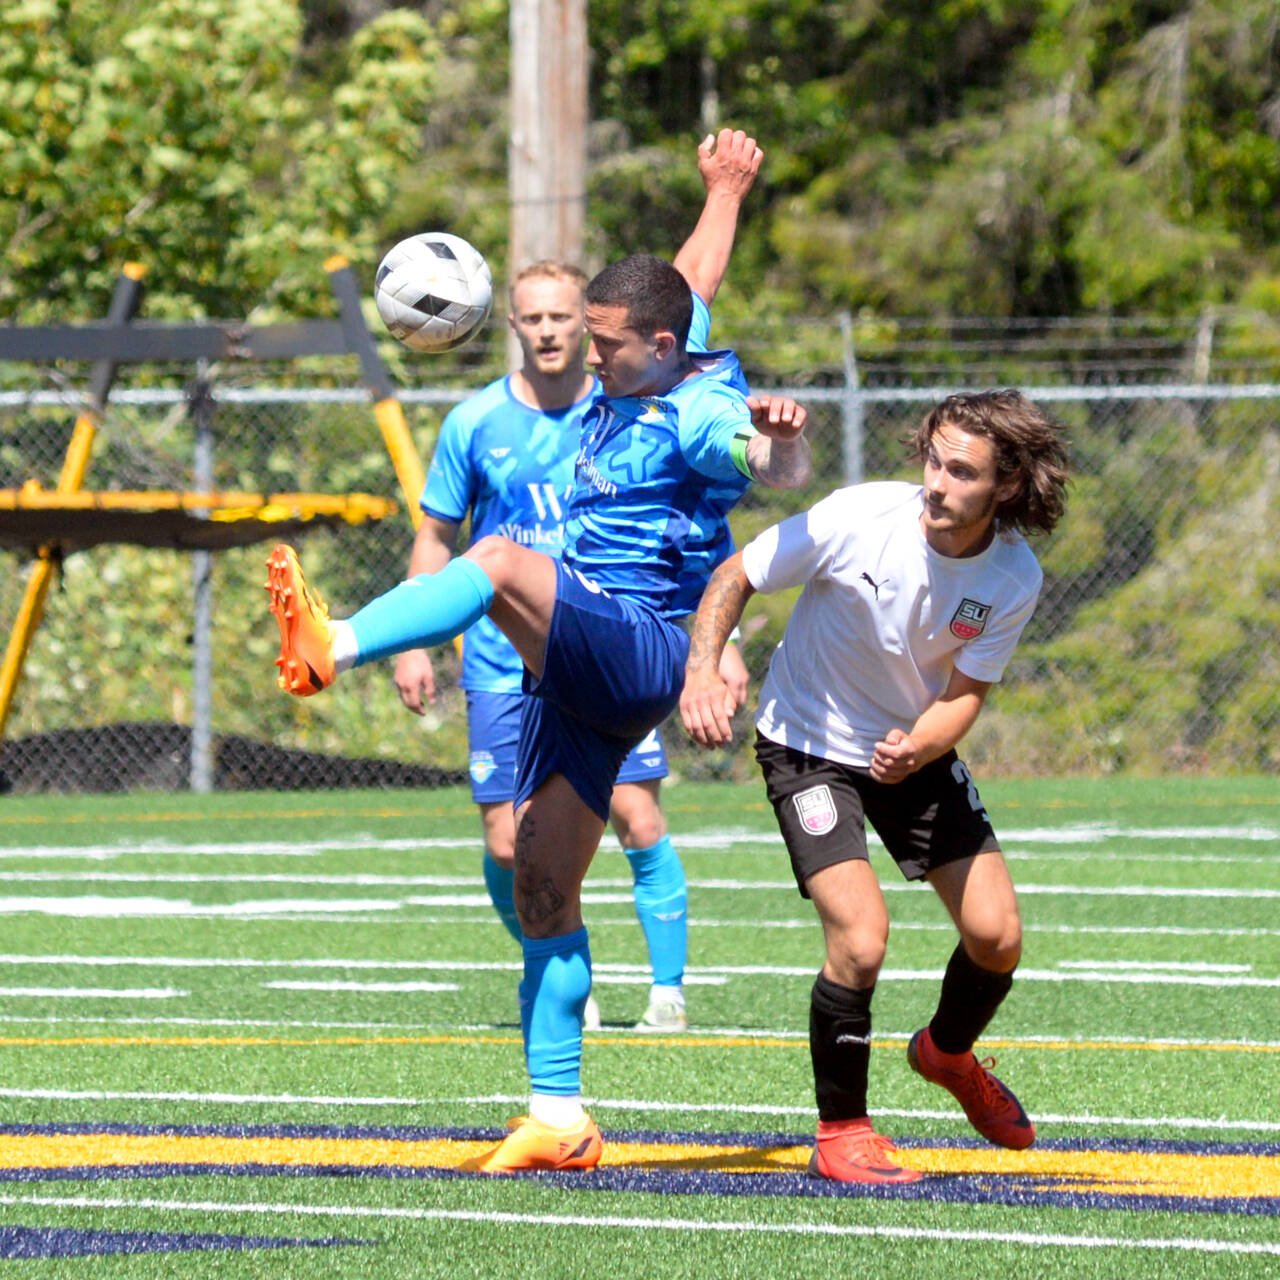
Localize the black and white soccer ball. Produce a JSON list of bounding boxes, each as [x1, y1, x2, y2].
[[373, 232, 493, 352]]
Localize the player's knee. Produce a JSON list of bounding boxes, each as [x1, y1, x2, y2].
[[482, 820, 516, 868], [613, 811, 665, 850], [486, 846, 515, 870], [963, 917, 1022, 974], [826, 930, 887, 988], [465, 535, 516, 585], [609, 784, 666, 850]]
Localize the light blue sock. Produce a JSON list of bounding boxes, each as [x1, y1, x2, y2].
[[519, 928, 591, 1096], [626, 835, 687, 988], [347, 557, 494, 668], [482, 852, 522, 943]]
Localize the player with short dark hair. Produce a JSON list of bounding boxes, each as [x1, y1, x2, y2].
[[392, 164, 753, 1036], [680, 389, 1069, 1184], [585, 253, 695, 349], [267, 130, 812, 1173]]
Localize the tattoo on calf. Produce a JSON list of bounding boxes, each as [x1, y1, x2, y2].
[[514, 814, 565, 926], [516, 875, 566, 926]]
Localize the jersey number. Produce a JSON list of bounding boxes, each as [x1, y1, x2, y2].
[[951, 759, 987, 817]]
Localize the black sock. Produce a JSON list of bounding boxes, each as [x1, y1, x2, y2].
[[928, 942, 1014, 1055], [809, 973, 875, 1122]]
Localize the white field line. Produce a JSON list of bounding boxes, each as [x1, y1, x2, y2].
[[1056, 960, 1250, 972], [3, 842, 1277, 865], [208, 913, 1280, 940], [0, 872, 1277, 900], [0, 1086, 1276, 1136], [0, 1191, 1277, 1255], [1001, 850, 1280, 866], [690, 881, 1280, 899], [261, 981, 459, 994], [0, 953, 530, 971], [0, 953, 1274, 988], [0, 897, 407, 917], [0, 838, 489, 861], [3, 891, 1280, 922], [2, 870, 1280, 901], [459, 1092, 1280, 1134], [0, 873, 534, 885], [0, 1014, 462, 1031], [0, 987, 185, 999], [683, 919, 1280, 940], [0, 1087, 418, 1106], [0, 822, 1275, 862], [2, 1014, 1278, 1054], [0, 1013, 1277, 1056]]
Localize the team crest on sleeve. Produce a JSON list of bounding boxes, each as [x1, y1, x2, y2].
[[793, 784, 837, 835], [950, 598, 992, 640]]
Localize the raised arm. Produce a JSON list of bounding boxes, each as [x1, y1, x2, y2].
[[744, 395, 813, 490], [672, 128, 763, 306], [680, 550, 757, 747]]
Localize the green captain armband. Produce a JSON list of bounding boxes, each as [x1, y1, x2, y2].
[[730, 426, 757, 479]]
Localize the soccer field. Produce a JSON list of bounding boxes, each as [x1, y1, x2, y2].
[[0, 777, 1275, 1277]]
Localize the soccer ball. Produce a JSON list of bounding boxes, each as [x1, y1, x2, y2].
[[373, 232, 493, 352]]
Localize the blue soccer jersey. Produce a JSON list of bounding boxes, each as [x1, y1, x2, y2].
[[561, 294, 755, 620], [422, 375, 595, 692]]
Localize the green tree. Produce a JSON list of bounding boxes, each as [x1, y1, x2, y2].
[[0, 0, 441, 322]]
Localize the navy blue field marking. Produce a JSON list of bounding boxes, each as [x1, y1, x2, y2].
[[0, 1224, 369, 1259], [0, 1123, 1275, 1216]]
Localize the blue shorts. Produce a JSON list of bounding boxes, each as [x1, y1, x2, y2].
[[514, 562, 689, 821], [465, 690, 669, 804]]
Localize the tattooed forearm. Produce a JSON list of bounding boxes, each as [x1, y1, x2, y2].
[[687, 555, 755, 673], [746, 430, 813, 491]]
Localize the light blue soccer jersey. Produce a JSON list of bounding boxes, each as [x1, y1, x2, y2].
[[422, 376, 595, 692], [561, 294, 755, 620]]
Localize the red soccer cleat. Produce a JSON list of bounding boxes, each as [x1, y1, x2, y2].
[[908, 1025, 1035, 1150], [807, 1118, 922, 1184]]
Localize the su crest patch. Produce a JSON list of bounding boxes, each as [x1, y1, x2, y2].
[[793, 784, 837, 836], [950, 598, 991, 640]]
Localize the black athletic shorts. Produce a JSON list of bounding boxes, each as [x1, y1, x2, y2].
[[754, 731, 1000, 895]]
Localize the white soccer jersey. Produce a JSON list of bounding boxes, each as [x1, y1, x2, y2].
[[743, 481, 1043, 767]]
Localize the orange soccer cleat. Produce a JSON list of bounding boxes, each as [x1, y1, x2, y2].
[[807, 1118, 921, 1185], [908, 1025, 1035, 1150], [265, 544, 336, 697], [461, 1113, 603, 1174]]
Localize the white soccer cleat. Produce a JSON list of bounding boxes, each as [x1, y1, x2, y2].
[[633, 997, 688, 1033]]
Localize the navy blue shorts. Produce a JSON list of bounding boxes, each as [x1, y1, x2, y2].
[[466, 690, 669, 804], [514, 562, 688, 820]]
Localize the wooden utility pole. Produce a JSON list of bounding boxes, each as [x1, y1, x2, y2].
[[508, 0, 587, 364]]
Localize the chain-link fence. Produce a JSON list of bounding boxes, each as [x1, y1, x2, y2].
[[2, 324, 1277, 792]]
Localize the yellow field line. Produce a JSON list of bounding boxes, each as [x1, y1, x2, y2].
[[0, 1033, 1275, 1054], [0, 1132, 1276, 1198]]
